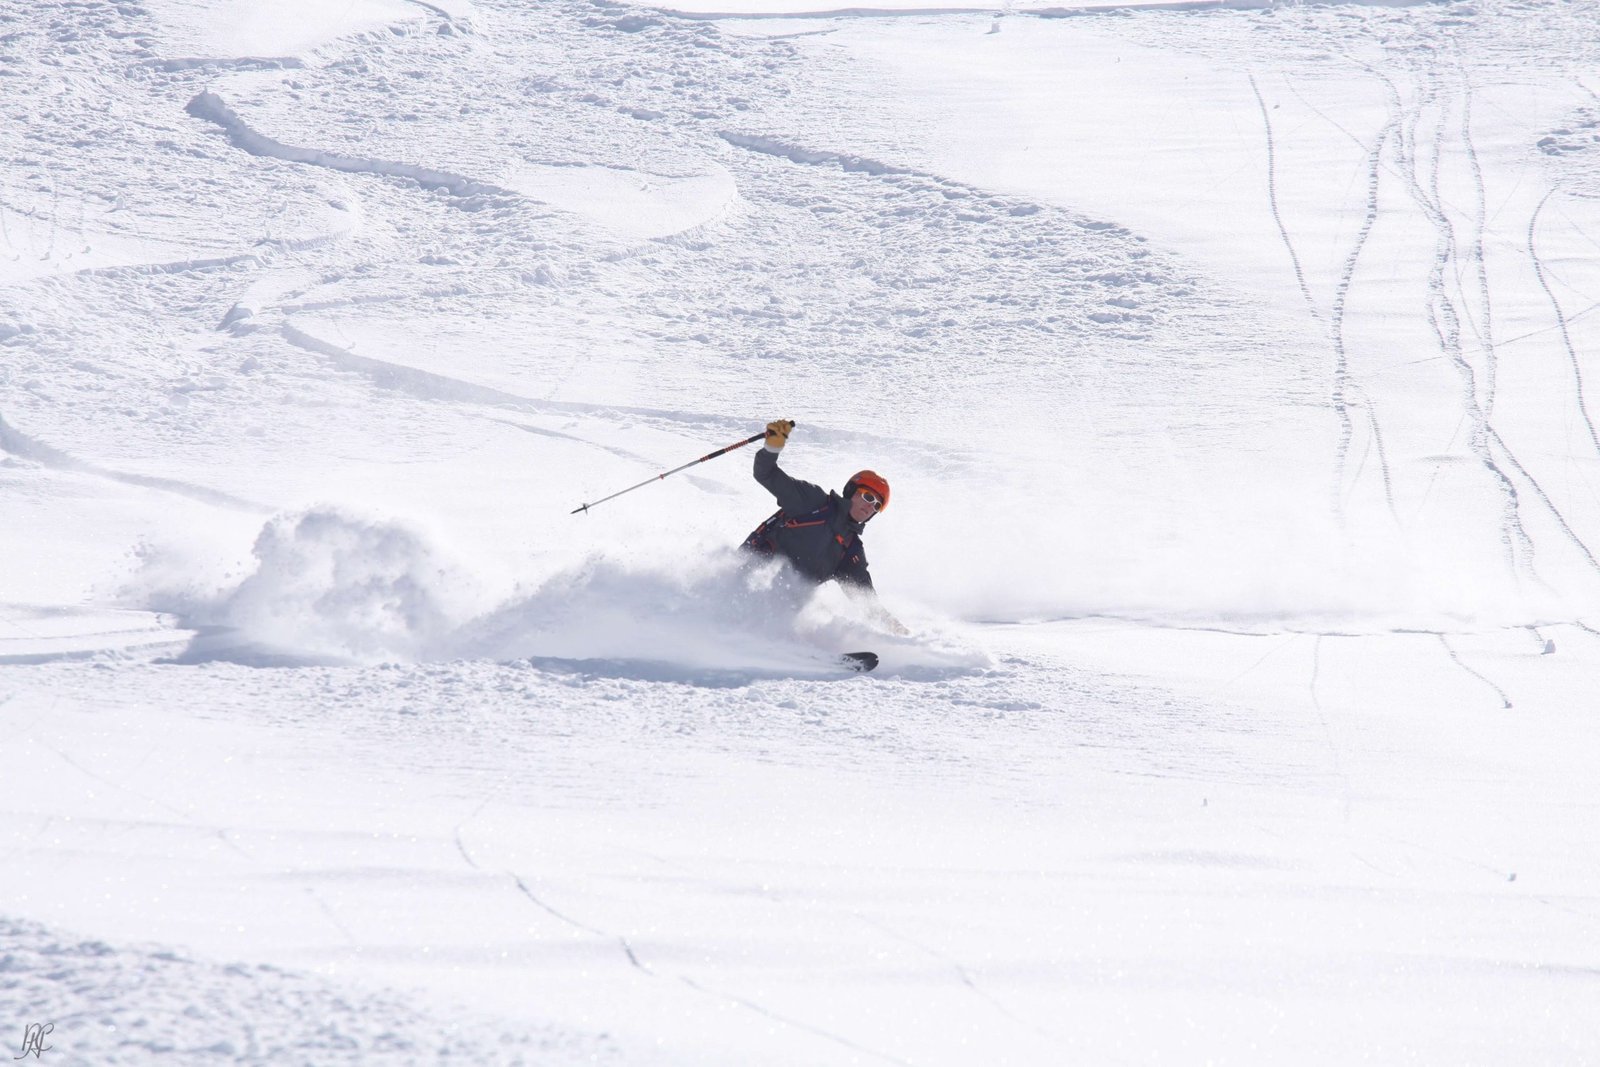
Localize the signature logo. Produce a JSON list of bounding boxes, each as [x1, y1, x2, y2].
[[14, 1023, 51, 1060]]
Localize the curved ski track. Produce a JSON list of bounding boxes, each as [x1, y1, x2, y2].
[[1436, 633, 1513, 710], [451, 825, 912, 1066], [1251, 72, 1397, 523], [278, 320, 946, 468], [0, 413, 265, 512], [1389, 64, 1533, 580], [1528, 188, 1600, 461], [185, 90, 515, 203]]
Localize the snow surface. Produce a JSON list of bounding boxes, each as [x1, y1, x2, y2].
[[4, 0, 1600, 1061]]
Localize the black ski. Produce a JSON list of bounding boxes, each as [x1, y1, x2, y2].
[[841, 651, 878, 672]]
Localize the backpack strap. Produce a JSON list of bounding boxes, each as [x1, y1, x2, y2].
[[743, 508, 784, 553], [743, 501, 858, 555]]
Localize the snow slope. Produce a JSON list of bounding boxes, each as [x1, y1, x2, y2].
[[4, 0, 1600, 1062]]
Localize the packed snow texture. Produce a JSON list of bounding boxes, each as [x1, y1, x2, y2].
[[0, 916, 610, 1064], [5, 0, 1600, 1062]]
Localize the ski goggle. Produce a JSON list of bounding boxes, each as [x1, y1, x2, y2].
[[855, 489, 883, 512]]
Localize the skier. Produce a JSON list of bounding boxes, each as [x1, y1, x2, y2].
[[742, 419, 907, 633]]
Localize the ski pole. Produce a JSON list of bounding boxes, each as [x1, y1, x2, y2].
[[570, 427, 781, 514]]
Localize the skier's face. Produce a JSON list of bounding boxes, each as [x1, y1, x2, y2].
[[849, 489, 881, 523]]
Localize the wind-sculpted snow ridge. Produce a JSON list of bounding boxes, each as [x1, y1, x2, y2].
[[721, 131, 918, 177], [0, 915, 613, 1065], [185, 91, 513, 202], [720, 129, 1122, 228]]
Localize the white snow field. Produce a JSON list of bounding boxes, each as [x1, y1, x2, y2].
[[4, 0, 1600, 1061]]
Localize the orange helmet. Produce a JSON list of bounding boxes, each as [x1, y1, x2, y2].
[[844, 469, 890, 512]]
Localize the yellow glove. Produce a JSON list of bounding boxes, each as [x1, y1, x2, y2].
[[764, 419, 795, 450]]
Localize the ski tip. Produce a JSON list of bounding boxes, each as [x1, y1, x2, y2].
[[841, 651, 879, 672]]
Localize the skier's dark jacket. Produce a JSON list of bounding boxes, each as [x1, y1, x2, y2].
[[742, 448, 873, 589]]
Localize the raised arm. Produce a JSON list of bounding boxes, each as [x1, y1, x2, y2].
[[753, 420, 830, 513]]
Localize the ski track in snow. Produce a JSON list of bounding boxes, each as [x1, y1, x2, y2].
[[1456, 56, 1498, 420], [7, 0, 1600, 1060], [1327, 108, 1393, 523], [185, 89, 514, 202], [1252, 71, 1399, 525], [0, 413, 265, 512], [1393, 61, 1530, 580], [4, 0, 1254, 496], [1528, 188, 1600, 460], [504, 850, 912, 1067], [1256, 39, 1600, 596], [1453, 62, 1538, 583], [1434, 632, 1513, 710]]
